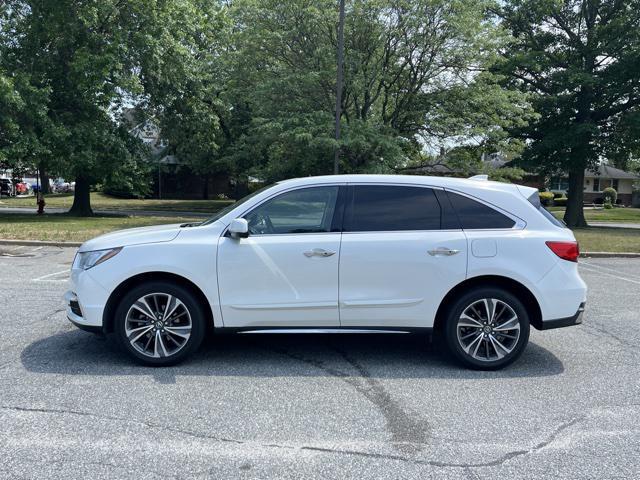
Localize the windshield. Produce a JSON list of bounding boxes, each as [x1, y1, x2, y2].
[[527, 192, 566, 228], [200, 184, 274, 226]]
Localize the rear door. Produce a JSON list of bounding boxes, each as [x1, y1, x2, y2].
[[338, 184, 467, 328]]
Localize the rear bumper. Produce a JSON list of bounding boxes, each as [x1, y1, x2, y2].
[[539, 302, 585, 330]]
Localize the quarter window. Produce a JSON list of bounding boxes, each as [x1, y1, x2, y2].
[[446, 191, 515, 229], [244, 186, 339, 235], [346, 185, 441, 232]]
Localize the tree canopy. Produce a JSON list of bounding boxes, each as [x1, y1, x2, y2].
[[1, 0, 638, 219], [496, 0, 640, 226]]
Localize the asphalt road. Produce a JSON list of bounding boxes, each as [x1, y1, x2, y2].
[[0, 245, 638, 479]]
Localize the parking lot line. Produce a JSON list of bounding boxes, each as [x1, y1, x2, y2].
[[32, 269, 70, 282], [580, 263, 640, 285]]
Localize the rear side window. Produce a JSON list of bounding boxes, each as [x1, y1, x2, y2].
[[446, 191, 515, 229], [527, 192, 566, 228], [346, 185, 441, 231]]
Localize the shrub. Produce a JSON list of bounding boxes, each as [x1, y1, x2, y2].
[[553, 192, 564, 199], [602, 187, 617, 205], [554, 197, 568, 207], [539, 191, 554, 206], [604, 202, 613, 209]]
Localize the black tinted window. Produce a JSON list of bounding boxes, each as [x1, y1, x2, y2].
[[347, 185, 441, 231], [446, 191, 515, 229]]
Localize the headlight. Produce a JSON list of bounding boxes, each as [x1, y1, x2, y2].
[[73, 247, 123, 270]]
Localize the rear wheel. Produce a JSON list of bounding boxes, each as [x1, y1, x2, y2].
[[443, 287, 530, 370], [114, 281, 206, 366]]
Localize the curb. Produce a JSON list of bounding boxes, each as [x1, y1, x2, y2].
[[0, 239, 82, 248], [580, 251, 640, 258]]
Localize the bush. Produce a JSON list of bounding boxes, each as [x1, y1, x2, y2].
[[554, 197, 568, 207], [604, 202, 613, 209], [539, 191, 554, 206], [553, 192, 564, 199], [602, 187, 617, 205]]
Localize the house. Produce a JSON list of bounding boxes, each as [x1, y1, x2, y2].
[[550, 165, 639, 206], [122, 108, 234, 199]]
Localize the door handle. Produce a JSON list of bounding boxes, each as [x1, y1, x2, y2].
[[428, 247, 460, 257], [304, 248, 336, 258]]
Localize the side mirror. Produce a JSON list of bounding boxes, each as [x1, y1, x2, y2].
[[229, 218, 249, 239]]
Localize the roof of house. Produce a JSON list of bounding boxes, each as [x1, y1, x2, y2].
[[585, 164, 639, 179]]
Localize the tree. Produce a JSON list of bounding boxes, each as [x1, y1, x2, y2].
[[1, 0, 225, 214], [223, 0, 532, 182], [496, 0, 640, 227]]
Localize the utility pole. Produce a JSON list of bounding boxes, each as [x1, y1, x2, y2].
[[334, 0, 345, 175]]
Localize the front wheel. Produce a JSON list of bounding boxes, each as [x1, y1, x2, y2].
[[114, 282, 206, 366], [443, 287, 530, 370]]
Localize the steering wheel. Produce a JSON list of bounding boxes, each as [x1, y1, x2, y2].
[[248, 212, 275, 234]]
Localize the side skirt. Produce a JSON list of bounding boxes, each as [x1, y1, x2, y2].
[[213, 326, 433, 335]]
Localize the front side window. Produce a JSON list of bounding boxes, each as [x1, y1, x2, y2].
[[244, 186, 339, 235], [446, 191, 516, 229], [346, 185, 441, 232]]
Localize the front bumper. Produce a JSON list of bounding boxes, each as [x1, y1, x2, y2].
[[539, 302, 585, 330], [64, 267, 110, 330]]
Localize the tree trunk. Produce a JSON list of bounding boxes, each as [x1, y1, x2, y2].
[[202, 174, 210, 200], [39, 166, 50, 194], [563, 167, 587, 228], [69, 176, 93, 216]]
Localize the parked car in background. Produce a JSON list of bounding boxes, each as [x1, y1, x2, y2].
[[15, 182, 30, 195], [65, 174, 587, 370], [52, 179, 75, 193], [0, 178, 15, 197]]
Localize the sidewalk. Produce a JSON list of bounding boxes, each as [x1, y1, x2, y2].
[[589, 222, 640, 230]]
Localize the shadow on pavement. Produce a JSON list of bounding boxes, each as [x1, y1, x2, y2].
[[21, 329, 564, 381]]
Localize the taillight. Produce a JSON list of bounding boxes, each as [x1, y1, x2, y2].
[[546, 241, 579, 262]]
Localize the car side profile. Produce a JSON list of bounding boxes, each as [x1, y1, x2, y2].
[[65, 175, 586, 370]]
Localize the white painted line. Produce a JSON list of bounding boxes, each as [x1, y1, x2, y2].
[[579, 264, 640, 286], [32, 270, 70, 282], [581, 261, 640, 281]]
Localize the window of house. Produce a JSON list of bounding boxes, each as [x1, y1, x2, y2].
[[593, 178, 600, 191]]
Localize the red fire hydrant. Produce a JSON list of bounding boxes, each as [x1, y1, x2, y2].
[[36, 192, 45, 215]]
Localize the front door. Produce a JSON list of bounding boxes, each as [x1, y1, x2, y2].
[[217, 185, 343, 327], [339, 184, 467, 328]]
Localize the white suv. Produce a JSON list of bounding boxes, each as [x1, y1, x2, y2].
[[65, 175, 586, 370]]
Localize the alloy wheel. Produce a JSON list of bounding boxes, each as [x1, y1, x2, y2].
[[125, 293, 192, 358], [456, 298, 521, 362]]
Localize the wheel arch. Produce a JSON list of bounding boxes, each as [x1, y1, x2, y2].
[[102, 271, 214, 334], [433, 275, 543, 333]]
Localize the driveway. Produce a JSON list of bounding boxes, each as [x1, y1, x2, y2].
[[0, 246, 638, 479]]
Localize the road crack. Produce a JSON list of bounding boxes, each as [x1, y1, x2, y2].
[[1, 404, 590, 469]]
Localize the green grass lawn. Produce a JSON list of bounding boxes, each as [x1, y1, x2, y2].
[[0, 214, 199, 242], [0, 192, 234, 213], [572, 227, 640, 253], [551, 207, 640, 223]]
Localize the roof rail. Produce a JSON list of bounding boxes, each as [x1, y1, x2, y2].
[[468, 174, 489, 181]]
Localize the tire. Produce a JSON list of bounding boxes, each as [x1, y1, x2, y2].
[[443, 287, 530, 370], [114, 281, 206, 366]]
